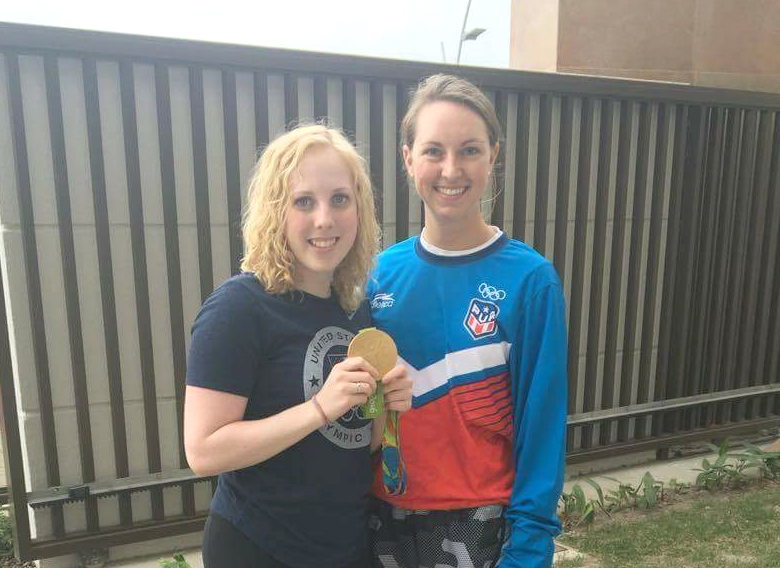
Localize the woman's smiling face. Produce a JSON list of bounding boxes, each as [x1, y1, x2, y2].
[[284, 145, 358, 297], [403, 100, 498, 231]]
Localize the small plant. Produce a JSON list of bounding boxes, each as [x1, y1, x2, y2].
[[667, 477, 690, 495], [0, 510, 13, 555], [159, 552, 191, 568], [600, 472, 666, 511], [736, 443, 780, 480], [559, 478, 609, 528], [602, 476, 639, 510], [695, 439, 756, 490], [635, 472, 665, 509]]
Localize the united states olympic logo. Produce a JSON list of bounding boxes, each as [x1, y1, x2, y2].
[[479, 282, 506, 301], [302, 326, 371, 449]]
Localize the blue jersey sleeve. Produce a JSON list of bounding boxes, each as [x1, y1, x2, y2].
[[500, 275, 568, 567]]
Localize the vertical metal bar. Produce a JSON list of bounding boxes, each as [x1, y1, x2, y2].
[[714, 109, 749, 405], [617, 102, 651, 442], [600, 100, 632, 445], [369, 80, 384, 226], [118, 60, 164, 520], [512, 93, 530, 242], [679, 104, 711, 431], [253, 72, 269, 152], [395, 83, 409, 243], [634, 103, 671, 437], [581, 100, 612, 447], [688, 108, 725, 428], [221, 69, 242, 274], [682, 105, 713, 410], [731, 111, 771, 421], [189, 66, 213, 302], [654, 105, 689, 438], [734, 111, 772, 420], [0, 231, 33, 558], [43, 54, 99, 531], [704, 108, 742, 425], [754, 112, 780, 417], [567, 97, 593, 441], [491, 89, 507, 230], [82, 58, 132, 525], [154, 63, 195, 517], [532, 94, 551, 254], [6, 52, 65, 536], [666, 105, 707, 433], [313, 75, 328, 124], [720, 110, 758, 422], [342, 77, 356, 141], [552, 96, 573, 279], [283, 73, 298, 129]]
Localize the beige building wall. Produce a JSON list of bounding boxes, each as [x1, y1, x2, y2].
[[693, 0, 780, 92], [509, 0, 559, 72], [510, 0, 780, 93]]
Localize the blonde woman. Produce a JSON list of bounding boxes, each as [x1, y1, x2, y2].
[[184, 125, 412, 568]]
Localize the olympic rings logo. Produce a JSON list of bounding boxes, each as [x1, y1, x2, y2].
[[479, 282, 506, 301], [340, 406, 367, 423]]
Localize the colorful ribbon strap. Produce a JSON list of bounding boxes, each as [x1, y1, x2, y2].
[[381, 409, 407, 496]]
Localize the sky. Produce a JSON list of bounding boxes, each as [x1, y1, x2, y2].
[[0, 0, 512, 68]]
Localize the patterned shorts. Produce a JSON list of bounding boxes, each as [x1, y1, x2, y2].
[[369, 498, 508, 568]]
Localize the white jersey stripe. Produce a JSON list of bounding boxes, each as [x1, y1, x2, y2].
[[398, 342, 512, 398]]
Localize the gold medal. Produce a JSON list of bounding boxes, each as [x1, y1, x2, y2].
[[348, 327, 397, 417]]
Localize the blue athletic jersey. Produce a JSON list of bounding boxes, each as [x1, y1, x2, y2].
[[368, 233, 568, 568]]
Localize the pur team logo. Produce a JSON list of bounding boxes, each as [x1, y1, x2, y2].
[[463, 298, 500, 340], [371, 292, 395, 309]]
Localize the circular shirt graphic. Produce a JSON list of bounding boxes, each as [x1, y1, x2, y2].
[[303, 326, 371, 449]]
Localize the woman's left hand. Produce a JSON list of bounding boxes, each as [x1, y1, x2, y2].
[[381, 364, 413, 413]]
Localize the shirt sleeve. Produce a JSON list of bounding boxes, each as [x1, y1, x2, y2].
[[185, 280, 266, 397], [500, 269, 568, 568]]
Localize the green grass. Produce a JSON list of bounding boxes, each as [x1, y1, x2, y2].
[[558, 484, 780, 568], [554, 555, 586, 567]]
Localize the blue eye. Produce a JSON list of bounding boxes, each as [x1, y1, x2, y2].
[[332, 193, 350, 207], [462, 146, 480, 156], [422, 147, 442, 157], [293, 196, 312, 209]]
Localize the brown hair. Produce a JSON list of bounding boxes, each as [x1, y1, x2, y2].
[[400, 74, 502, 150]]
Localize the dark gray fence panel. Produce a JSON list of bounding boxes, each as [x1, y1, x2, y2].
[[0, 22, 779, 560]]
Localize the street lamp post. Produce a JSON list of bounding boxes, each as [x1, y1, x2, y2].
[[456, 0, 486, 64]]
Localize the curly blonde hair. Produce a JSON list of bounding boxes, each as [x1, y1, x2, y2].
[[240, 124, 379, 312]]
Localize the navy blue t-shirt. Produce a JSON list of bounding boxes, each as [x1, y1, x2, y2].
[[186, 273, 373, 567]]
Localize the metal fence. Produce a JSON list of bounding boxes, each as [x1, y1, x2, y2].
[[0, 22, 779, 561]]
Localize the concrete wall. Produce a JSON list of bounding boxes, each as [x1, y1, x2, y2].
[[693, 0, 780, 92], [510, 0, 780, 92], [509, 0, 559, 72]]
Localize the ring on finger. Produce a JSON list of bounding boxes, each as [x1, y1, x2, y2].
[[353, 382, 362, 395]]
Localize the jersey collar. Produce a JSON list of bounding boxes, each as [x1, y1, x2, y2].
[[415, 227, 508, 265]]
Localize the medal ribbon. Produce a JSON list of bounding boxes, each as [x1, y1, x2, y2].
[[381, 409, 407, 496]]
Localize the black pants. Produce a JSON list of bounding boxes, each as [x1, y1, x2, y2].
[[202, 513, 289, 568], [202, 512, 366, 568]]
